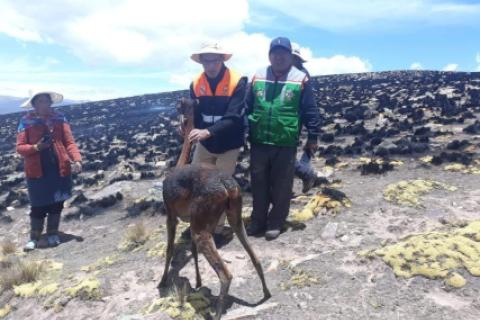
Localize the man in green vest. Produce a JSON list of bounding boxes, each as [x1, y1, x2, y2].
[[246, 36, 321, 240]]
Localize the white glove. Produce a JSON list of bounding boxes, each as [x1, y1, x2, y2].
[[71, 161, 82, 174]]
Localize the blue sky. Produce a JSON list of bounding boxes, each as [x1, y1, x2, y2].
[[0, 0, 479, 101]]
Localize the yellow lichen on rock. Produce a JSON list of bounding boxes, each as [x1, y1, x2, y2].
[[38, 283, 58, 296], [444, 163, 467, 172], [419, 156, 433, 164], [174, 221, 191, 245], [363, 220, 480, 287], [445, 272, 466, 288], [34, 259, 63, 271], [289, 192, 351, 223], [444, 163, 480, 174], [0, 304, 11, 318], [81, 255, 118, 272], [383, 179, 457, 207], [281, 268, 319, 290], [13, 281, 58, 297], [65, 278, 101, 300], [145, 297, 196, 319], [187, 291, 211, 314], [147, 242, 167, 257], [359, 157, 404, 166], [145, 288, 211, 319], [13, 281, 42, 297]]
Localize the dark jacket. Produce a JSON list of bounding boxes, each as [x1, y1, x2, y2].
[[190, 65, 247, 154], [246, 65, 320, 143]]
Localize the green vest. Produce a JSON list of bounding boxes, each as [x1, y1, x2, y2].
[[248, 66, 306, 147]]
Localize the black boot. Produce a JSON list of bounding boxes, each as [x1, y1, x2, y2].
[[46, 213, 61, 236], [24, 218, 44, 252], [46, 213, 61, 247]]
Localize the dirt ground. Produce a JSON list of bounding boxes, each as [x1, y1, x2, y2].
[[1, 70, 480, 319], [1, 149, 480, 320]]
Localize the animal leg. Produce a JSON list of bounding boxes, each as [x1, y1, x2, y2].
[[226, 192, 271, 299], [158, 212, 177, 288], [194, 231, 232, 320], [191, 233, 202, 288]]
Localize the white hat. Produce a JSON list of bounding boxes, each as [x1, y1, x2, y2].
[[292, 44, 307, 63], [21, 90, 63, 108], [190, 42, 232, 64]]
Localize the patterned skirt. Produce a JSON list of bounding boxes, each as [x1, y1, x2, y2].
[[26, 150, 72, 207]]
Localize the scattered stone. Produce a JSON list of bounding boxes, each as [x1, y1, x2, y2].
[[321, 222, 338, 240]]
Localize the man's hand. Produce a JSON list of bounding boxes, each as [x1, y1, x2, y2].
[[188, 129, 211, 143], [304, 140, 318, 157]]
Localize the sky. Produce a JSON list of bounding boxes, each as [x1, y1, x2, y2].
[[0, 0, 479, 101]]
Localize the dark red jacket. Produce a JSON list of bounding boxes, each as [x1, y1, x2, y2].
[[16, 110, 82, 179]]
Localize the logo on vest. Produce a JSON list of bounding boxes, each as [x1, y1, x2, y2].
[[284, 89, 294, 102], [256, 90, 265, 98], [222, 85, 229, 95]]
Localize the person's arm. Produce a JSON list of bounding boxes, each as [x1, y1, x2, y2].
[[299, 79, 321, 145], [62, 121, 81, 162], [16, 130, 37, 156], [245, 79, 255, 116], [205, 77, 247, 137], [16, 118, 39, 156]]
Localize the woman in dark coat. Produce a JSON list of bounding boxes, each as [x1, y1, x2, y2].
[[16, 91, 82, 251]]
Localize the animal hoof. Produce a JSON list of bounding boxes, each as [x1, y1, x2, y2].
[[264, 290, 272, 300], [157, 281, 167, 289]]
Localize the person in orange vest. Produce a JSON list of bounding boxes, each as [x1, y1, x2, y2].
[[182, 43, 247, 245], [16, 90, 82, 251]]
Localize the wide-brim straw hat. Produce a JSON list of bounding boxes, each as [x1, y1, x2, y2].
[[292, 45, 307, 63], [191, 43, 232, 63], [21, 90, 63, 108]]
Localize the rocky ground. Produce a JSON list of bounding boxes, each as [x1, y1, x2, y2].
[[1, 70, 480, 319]]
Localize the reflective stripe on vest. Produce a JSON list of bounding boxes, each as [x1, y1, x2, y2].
[[201, 114, 223, 124]]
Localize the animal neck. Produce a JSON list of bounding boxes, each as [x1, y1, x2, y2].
[[175, 109, 194, 168]]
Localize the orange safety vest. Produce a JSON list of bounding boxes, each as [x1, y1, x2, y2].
[[193, 68, 241, 97]]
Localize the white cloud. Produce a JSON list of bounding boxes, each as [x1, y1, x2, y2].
[[253, 0, 480, 31], [0, 0, 251, 66], [410, 62, 424, 70], [0, 1, 43, 41], [443, 63, 459, 71], [303, 52, 372, 76], [0, 80, 127, 101], [0, 0, 372, 99]]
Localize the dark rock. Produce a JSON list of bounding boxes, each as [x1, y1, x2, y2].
[[359, 160, 394, 175], [320, 133, 335, 143], [325, 157, 338, 167]]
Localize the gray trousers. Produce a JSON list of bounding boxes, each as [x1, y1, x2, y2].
[[250, 143, 296, 230]]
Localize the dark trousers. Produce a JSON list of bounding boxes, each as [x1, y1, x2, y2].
[[250, 144, 296, 230], [29, 201, 64, 240]]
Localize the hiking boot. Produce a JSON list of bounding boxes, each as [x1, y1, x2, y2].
[[213, 226, 234, 246], [246, 223, 266, 236], [265, 229, 281, 241], [47, 234, 61, 247], [23, 240, 37, 252]]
